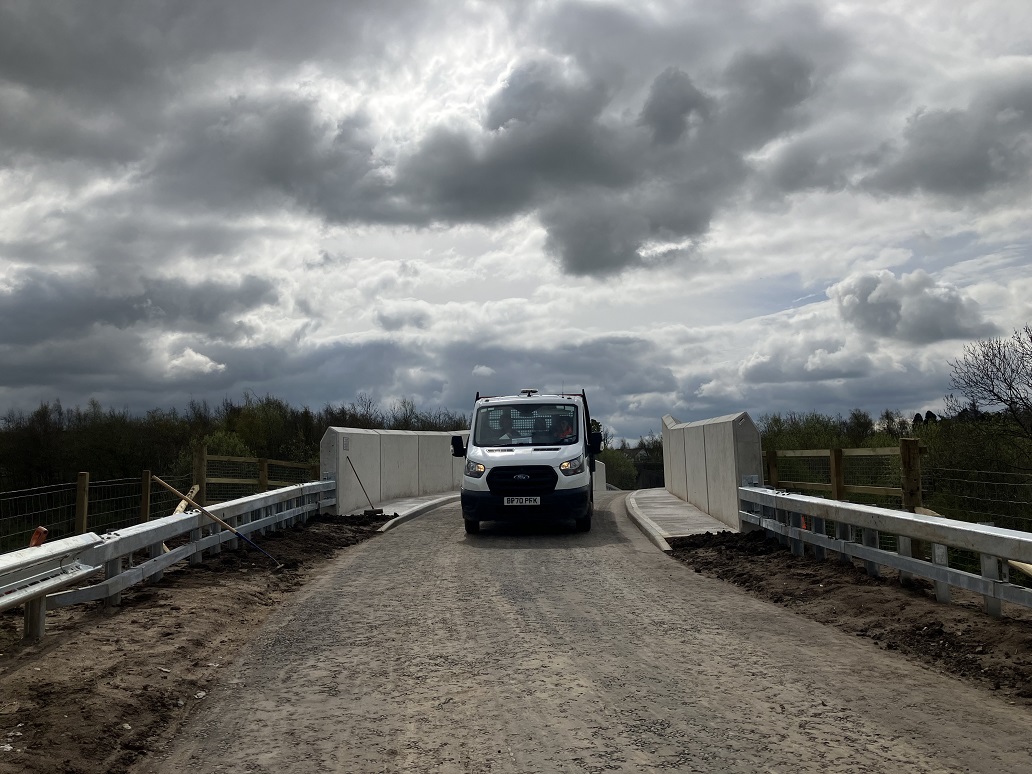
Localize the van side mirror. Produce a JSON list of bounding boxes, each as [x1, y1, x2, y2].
[[589, 431, 602, 455], [451, 436, 466, 457]]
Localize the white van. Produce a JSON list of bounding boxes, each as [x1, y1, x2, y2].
[[451, 389, 603, 534]]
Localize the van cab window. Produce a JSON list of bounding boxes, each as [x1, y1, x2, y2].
[[473, 404, 579, 447]]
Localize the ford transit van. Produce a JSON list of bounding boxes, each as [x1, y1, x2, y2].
[[451, 389, 602, 534]]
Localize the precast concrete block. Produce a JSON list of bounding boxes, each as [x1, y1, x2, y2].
[[334, 429, 381, 515], [685, 424, 709, 513], [418, 432, 454, 494], [703, 416, 740, 530], [669, 425, 688, 501], [378, 430, 419, 501]]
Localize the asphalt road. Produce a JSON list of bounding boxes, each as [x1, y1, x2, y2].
[[142, 493, 1032, 773]]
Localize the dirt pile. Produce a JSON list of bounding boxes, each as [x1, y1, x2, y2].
[[669, 529, 1032, 701]]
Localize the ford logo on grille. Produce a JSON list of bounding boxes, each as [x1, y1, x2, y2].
[[514, 474, 531, 481]]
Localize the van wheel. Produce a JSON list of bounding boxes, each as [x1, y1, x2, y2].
[[574, 514, 591, 532], [464, 519, 480, 534]]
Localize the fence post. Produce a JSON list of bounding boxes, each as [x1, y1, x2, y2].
[[75, 472, 90, 534], [141, 469, 151, 522], [193, 445, 208, 507], [981, 553, 1003, 618], [766, 449, 779, 488], [900, 437, 925, 563], [310, 463, 320, 482], [259, 459, 269, 492], [829, 448, 844, 500]]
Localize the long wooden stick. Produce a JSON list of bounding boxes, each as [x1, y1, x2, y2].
[[151, 475, 282, 568], [346, 456, 378, 512]]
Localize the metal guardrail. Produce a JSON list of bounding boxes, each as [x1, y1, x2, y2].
[[739, 486, 1032, 617], [1, 481, 336, 641], [0, 532, 104, 640]]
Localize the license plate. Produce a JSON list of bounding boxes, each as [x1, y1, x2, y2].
[[504, 496, 540, 506]]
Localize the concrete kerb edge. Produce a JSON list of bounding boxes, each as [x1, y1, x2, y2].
[[378, 493, 461, 533], [624, 491, 673, 554]]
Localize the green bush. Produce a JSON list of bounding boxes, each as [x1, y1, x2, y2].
[[598, 449, 637, 490]]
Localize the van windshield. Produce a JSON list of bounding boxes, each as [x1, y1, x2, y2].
[[473, 404, 579, 447]]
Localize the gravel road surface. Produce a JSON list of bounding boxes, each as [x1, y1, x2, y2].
[[142, 493, 1032, 773]]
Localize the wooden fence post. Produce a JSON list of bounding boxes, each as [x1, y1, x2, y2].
[[310, 463, 320, 482], [259, 459, 269, 491], [829, 448, 844, 501], [141, 469, 151, 522], [75, 472, 90, 534], [193, 445, 208, 507], [766, 449, 779, 489], [900, 438, 925, 562]]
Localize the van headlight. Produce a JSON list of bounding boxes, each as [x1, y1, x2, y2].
[[465, 459, 486, 478], [559, 453, 585, 476]]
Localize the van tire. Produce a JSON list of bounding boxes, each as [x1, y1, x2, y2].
[[464, 518, 480, 534]]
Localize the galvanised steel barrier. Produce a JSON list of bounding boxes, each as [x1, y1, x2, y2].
[[1, 481, 336, 641], [740, 486, 1032, 617]]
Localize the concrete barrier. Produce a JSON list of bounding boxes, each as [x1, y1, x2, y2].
[[662, 412, 762, 530], [320, 427, 470, 515]]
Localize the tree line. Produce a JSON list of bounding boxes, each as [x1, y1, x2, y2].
[[760, 325, 1032, 475], [0, 393, 468, 493]]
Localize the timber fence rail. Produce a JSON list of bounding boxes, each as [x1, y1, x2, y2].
[[740, 486, 1032, 618], [1, 480, 335, 641], [762, 440, 1032, 536], [762, 438, 923, 510]]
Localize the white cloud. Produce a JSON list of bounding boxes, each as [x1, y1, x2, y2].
[[166, 348, 226, 377], [828, 269, 1000, 343]]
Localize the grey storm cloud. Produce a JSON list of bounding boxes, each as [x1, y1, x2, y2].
[[375, 308, 429, 332], [639, 67, 712, 145], [437, 334, 678, 409], [828, 270, 1000, 344], [718, 46, 816, 151], [0, 269, 277, 345], [738, 339, 873, 385], [392, 48, 819, 275], [863, 80, 1032, 198], [0, 1, 860, 278]]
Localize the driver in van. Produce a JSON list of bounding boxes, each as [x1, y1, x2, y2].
[[494, 410, 519, 441], [555, 417, 574, 440]]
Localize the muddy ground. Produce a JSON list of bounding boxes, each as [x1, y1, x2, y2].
[[2, 509, 1031, 773]]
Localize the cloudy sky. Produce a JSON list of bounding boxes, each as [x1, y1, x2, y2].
[[1, 1, 1030, 440]]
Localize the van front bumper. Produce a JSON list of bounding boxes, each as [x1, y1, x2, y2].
[[460, 486, 591, 521]]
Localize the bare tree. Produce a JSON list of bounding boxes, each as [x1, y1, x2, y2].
[[947, 325, 1032, 467]]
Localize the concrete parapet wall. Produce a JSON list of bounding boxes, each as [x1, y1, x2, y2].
[[419, 434, 455, 494], [661, 412, 762, 530], [321, 427, 469, 515], [380, 431, 419, 501]]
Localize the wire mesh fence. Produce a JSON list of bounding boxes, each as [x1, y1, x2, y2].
[[0, 450, 315, 556], [0, 482, 78, 553], [923, 467, 1032, 533], [207, 457, 261, 505], [205, 456, 314, 504]]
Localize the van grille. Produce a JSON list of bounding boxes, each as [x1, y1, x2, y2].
[[486, 466, 558, 496]]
